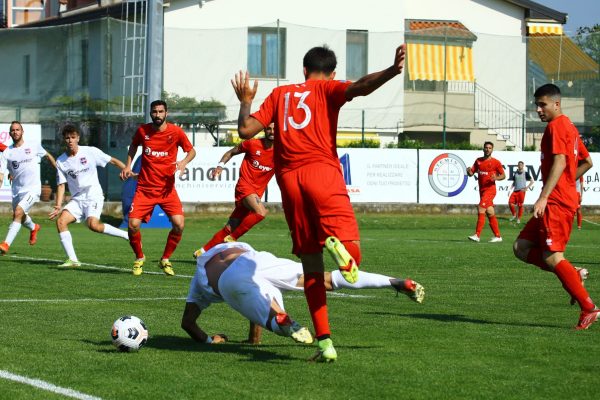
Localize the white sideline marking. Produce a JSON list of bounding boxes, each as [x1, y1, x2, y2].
[[582, 218, 600, 226], [0, 370, 102, 400], [0, 297, 185, 303], [8, 255, 194, 279]]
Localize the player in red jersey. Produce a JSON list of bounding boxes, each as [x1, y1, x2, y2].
[[120, 100, 196, 276], [467, 141, 505, 243], [231, 44, 409, 362], [513, 84, 598, 330], [193, 123, 275, 256]]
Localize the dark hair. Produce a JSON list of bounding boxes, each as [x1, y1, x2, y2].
[[534, 84, 561, 99], [303, 46, 337, 74], [10, 121, 23, 130], [484, 141, 494, 148], [150, 99, 168, 111], [61, 124, 80, 137]]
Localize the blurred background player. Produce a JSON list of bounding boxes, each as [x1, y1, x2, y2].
[[120, 100, 196, 276], [467, 141, 505, 243], [513, 83, 598, 330], [49, 125, 129, 267], [507, 161, 534, 224], [0, 121, 56, 255], [193, 123, 275, 257], [231, 44, 407, 361], [182, 242, 424, 347]]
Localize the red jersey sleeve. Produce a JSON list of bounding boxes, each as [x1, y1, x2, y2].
[[0, 142, 6, 152], [251, 90, 276, 128], [177, 127, 193, 152], [471, 160, 479, 173], [325, 80, 352, 109], [578, 138, 590, 160], [549, 119, 570, 156], [238, 140, 251, 154], [494, 159, 505, 176], [131, 127, 144, 148]]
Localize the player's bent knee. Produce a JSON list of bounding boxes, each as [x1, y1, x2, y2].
[[512, 240, 528, 262], [342, 240, 362, 266]]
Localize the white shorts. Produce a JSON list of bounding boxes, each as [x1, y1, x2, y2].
[[13, 192, 39, 214], [217, 251, 303, 327], [63, 196, 104, 223]]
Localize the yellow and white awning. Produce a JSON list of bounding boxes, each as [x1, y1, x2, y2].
[[527, 23, 563, 35], [407, 43, 474, 82]]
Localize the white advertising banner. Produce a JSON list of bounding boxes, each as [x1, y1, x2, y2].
[[174, 147, 419, 203], [0, 124, 42, 202], [419, 149, 600, 205]]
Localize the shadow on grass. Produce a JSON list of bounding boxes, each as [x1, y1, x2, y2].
[[367, 312, 563, 329], [8, 258, 58, 266], [46, 265, 125, 275], [86, 335, 305, 363]]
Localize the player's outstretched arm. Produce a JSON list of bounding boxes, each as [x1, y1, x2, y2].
[[109, 157, 126, 171], [181, 302, 228, 344], [120, 146, 139, 180], [231, 71, 264, 139], [176, 148, 196, 177], [45, 152, 57, 169], [49, 183, 66, 220], [533, 154, 566, 218], [210, 146, 242, 179], [345, 44, 405, 101]]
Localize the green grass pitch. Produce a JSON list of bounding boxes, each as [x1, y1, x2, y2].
[[0, 213, 599, 399]]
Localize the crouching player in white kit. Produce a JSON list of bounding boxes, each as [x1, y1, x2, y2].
[[181, 242, 425, 347], [0, 121, 56, 255], [49, 125, 129, 267]]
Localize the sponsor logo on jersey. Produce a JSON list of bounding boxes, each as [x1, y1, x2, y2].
[[251, 160, 272, 172], [67, 167, 90, 179], [428, 153, 468, 197], [10, 158, 33, 170], [144, 147, 169, 157], [167, 135, 173, 144]]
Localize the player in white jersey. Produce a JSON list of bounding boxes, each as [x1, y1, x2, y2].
[[181, 242, 424, 347], [48, 125, 129, 267], [0, 121, 56, 255]]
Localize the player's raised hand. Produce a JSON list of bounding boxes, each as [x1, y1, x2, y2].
[[231, 70, 258, 104], [392, 44, 406, 75], [120, 166, 133, 181]]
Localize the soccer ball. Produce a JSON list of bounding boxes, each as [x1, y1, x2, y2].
[[111, 315, 148, 352]]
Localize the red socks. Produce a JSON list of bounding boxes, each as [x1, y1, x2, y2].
[[518, 206, 524, 219], [230, 213, 265, 240], [162, 230, 182, 259], [342, 240, 362, 266], [202, 227, 231, 252], [304, 272, 330, 339], [128, 230, 144, 259], [475, 213, 485, 236], [488, 215, 501, 237], [509, 203, 516, 217], [577, 209, 582, 228], [554, 260, 595, 312]]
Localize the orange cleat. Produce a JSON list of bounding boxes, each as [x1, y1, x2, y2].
[[0, 241, 9, 255], [29, 224, 41, 245], [575, 308, 600, 330]]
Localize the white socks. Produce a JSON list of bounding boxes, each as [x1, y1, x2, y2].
[[23, 215, 36, 230], [59, 231, 78, 261], [331, 270, 392, 290], [102, 224, 129, 240], [4, 222, 22, 245]]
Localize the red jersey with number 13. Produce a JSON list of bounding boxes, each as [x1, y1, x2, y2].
[[131, 122, 193, 195], [235, 138, 274, 201], [251, 79, 352, 175]]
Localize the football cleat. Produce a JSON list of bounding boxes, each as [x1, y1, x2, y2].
[[0, 241, 9, 255], [29, 224, 41, 245], [223, 235, 236, 243], [132, 258, 145, 276], [509, 216, 516, 222], [59, 259, 81, 267], [309, 338, 337, 363], [193, 248, 205, 259], [516, 219, 521, 224], [468, 235, 480, 243], [391, 279, 425, 304], [575, 308, 600, 330], [570, 268, 589, 306], [276, 313, 314, 344], [489, 237, 503, 243], [325, 236, 358, 284], [158, 259, 175, 276]]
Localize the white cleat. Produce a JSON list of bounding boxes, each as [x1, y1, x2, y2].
[[489, 237, 503, 243], [468, 235, 480, 242]]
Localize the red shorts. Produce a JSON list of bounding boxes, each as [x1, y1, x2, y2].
[[277, 164, 359, 255], [129, 189, 184, 223], [478, 190, 496, 208], [509, 191, 526, 206], [517, 204, 575, 252]]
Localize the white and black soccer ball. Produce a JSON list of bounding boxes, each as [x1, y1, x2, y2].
[[111, 315, 148, 352]]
